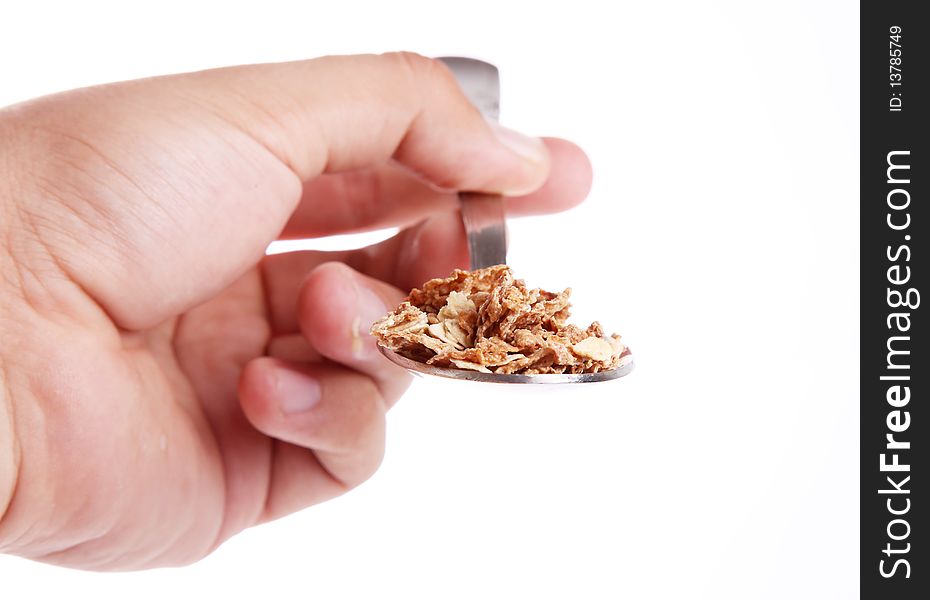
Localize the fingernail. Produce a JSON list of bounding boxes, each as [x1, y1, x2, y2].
[[274, 367, 322, 415], [352, 282, 388, 359], [488, 121, 548, 164]]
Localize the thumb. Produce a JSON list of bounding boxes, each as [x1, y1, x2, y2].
[[7, 52, 549, 330]]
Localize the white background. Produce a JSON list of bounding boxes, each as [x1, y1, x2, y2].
[[0, 0, 859, 598]]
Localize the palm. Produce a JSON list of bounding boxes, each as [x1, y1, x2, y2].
[[35, 267, 275, 567]]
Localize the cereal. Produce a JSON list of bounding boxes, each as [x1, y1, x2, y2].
[[371, 265, 628, 375]]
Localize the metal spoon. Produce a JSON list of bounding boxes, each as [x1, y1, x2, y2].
[[376, 57, 633, 383]]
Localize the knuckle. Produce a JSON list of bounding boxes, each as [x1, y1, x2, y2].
[[383, 51, 458, 91]]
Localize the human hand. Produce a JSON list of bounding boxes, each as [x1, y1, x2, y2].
[[0, 53, 592, 570]]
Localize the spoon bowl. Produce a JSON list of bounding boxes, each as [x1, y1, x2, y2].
[[378, 345, 634, 384]]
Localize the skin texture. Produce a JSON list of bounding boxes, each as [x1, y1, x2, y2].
[[0, 52, 592, 570]]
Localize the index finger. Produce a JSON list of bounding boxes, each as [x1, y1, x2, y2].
[[11, 52, 551, 330], [280, 137, 593, 239]]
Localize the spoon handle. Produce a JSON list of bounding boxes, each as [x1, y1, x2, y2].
[[460, 192, 507, 269], [438, 57, 508, 269]]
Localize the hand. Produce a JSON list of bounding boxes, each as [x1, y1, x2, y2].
[[0, 53, 592, 570]]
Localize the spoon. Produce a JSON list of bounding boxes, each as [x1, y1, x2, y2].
[[376, 57, 634, 383]]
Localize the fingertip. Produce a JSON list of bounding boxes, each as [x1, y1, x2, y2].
[[240, 358, 324, 427], [394, 211, 470, 290], [239, 357, 283, 424], [485, 122, 552, 195], [298, 262, 362, 353], [298, 262, 405, 364], [505, 137, 593, 216], [238, 358, 387, 487], [546, 137, 594, 201]]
